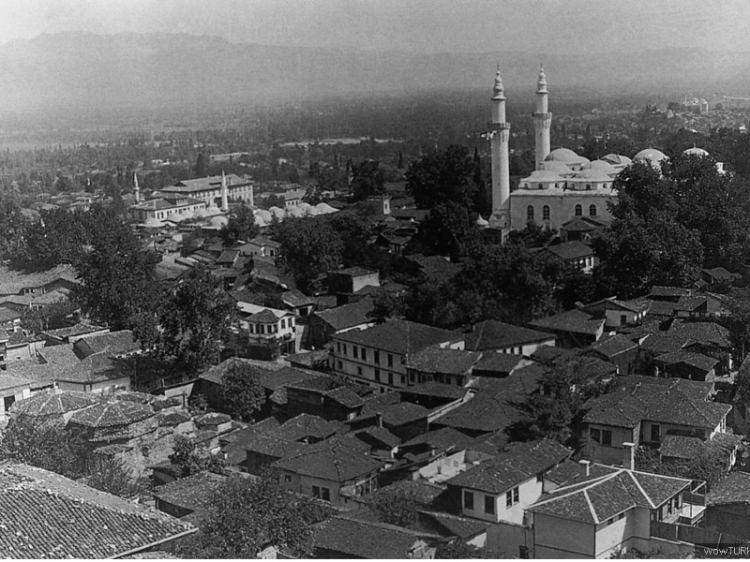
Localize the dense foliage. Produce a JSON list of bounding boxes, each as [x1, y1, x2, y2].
[[220, 362, 267, 422]]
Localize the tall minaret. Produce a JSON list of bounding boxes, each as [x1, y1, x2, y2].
[[488, 65, 511, 232], [133, 172, 140, 204], [532, 65, 552, 170], [221, 170, 229, 212]]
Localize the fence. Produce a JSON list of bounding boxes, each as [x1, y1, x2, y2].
[[651, 520, 743, 547]]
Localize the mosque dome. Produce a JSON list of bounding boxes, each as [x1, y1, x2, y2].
[[526, 169, 565, 181], [269, 206, 286, 219], [314, 202, 338, 214], [574, 168, 612, 182], [683, 147, 710, 158], [587, 160, 618, 174], [209, 215, 228, 228], [540, 161, 573, 174], [601, 153, 632, 167], [545, 148, 589, 164], [254, 209, 272, 226], [634, 148, 668, 164]]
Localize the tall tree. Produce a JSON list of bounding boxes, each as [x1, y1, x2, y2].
[[220, 362, 267, 422], [350, 160, 385, 201], [220, 204, 259, 245], [406, 145, 480, 211]]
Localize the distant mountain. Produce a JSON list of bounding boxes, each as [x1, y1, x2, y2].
[[0, 32, 749, 113]]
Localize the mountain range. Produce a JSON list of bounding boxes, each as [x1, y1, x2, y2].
[[0, 31, 749, 113]]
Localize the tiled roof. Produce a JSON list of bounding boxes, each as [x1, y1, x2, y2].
[[588, 334, 638, 358], [401, 427, 474, 452], [0, 264, 78, 295], [649, 286, 690, 298], [530, 467, 691, 524], [314, 516, 437, 559], [0, 307, 21, 323], [465, 320, 555, 351], [55, 351, 131, 384], [702, 267, 736, 282], [530, 309, 604, 336], [655, 351, 718, 372], [313, 298, 375, 331], [272, 439, 383, 482], [68, 400, 154, 428], [401, 382, 466, 400], [659, 435, 705, 460], [42, 323, 107, 339], [473, 352, 525, 374], [447, 439, 570, 494], [198, 357, 283, 385], [0, 462, 194, 558], [74, 330, 140, 358], [334, 319, 457, 355], [584, 378, 730, 429], [0, 374, 32, 392], [324, 385, 365, 409], [646, 300, 678, 317], [153, 471, 227, 514], [11, 390, 99, 417], [258, 366, 323, 391], [639, 333, 688, 355], [354, 426, 402, 449], [707, 471, 750, 506], [277, 413, 346, 442], [667, 320, 732, 348], [333, 266, 377, 278], [544, 241, 595, 260], [405, 347, 480, 376], [378, 402, 429, 427], [247, 309, 280, 323], [417, 510, 489, 539]]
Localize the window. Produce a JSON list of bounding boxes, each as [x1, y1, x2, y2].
[[337, 361, 342, 369], [374, 368, 380, 381], [353, 347, 358, 359], [284, 474, 292, 483], [542, 205, 550, 221], [388, 372, 394, 386], [336, 342, 341, 353], [357, 367, 362, 376], [590, 428, 601, 443], [388, 354, 394, 368], [575, 204, 582, 216], [506, 486, 519, 507], [527, 206, 535, 222], [602, 430, 612, 446], [463, 490, 474, 510], [374, 350, 380, 364], [651, 423, 661, 442], [280, 319, 286, 329], [361, 348, 367, 361], [484, 495, 495, 514], [321, 487, 331, 502], [589, 204, 597, 216], [312, 485, 321, 498], [343, 344, 348, 356], [620, 314, 627, 325]]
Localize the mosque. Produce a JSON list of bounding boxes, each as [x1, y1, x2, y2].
[[483, 66, 701, 237]]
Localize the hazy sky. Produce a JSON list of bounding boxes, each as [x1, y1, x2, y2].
[[2, 0, 750, 54]]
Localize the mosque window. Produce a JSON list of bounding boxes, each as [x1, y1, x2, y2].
[[575, 204, 582, 216], [538, 184, 543, 190], [589, 205, 597, 216], [543, 205, 550, 221], [527, 206, 535, 222]]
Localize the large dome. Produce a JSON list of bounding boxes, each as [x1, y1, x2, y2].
[[601, 153, 632, 167], [525, 169, 565, 182], [540, 161, 573, 174], [634, 148, 668, 164], [683, 147, 710, 158], [545, 148, 588, 164], [574, 168, 612, 182], [587, 160, 618, 174]]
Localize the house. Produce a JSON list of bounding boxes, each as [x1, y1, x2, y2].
[[355, 398, 431, 441], [559, 216, 609, 242], [285, 377, 364, 421], [583, 334, 639, 375], [0, 264, 79, 298], [272, 438, 383, 506], [153, 470, 228, 521], [0, 306, 22, 332], [72, 329, 140, 359], [405, 347, 481, 387], [582, 377, 731, 465], [648, 285, 691, 302], [705, 471, 750, 540], [239, 236, 282, 258], [464, 320, 556, 355], [0, 461, 196, 558], [129, 196, 206, 223], [327, 267, 380, 295], [541, 241, 597, 273], [55, 351, 133, 393], [313, 516, 440, 559], [331, 319, 460, 392], [653, 351, 718, 381], [701, 267, 739, 288], [306, 298, 375, 349], [578, 297, 650, 329], [530, 309, 605, 348], [445, 439, 570, 526], [162, 174, 254, 205], [0, 374, 32, 415], [42, 323, 109, 345], [244, 308, 298, 355], [528, 465, 701, 558], [280, 289, 315, 317]]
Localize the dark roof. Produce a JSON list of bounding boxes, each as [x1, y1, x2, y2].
[[331, 266, 378, 278], [446, 439, 570, 494], [465, 320, 555, 351], [405, 347, 480, 376], [649, 286, 691, 298], [584, 377, 731, 429], [401, 427, 475, 452], [655, 351, 719, 372], [530, 309, 604, 336], [198, 357, 283, 386], [0, 462, 194, 558], [530, 468, 691, 524], [313, 298, 375, 331], [646, 300, 678, 317], [74, 330, 140, 358], [703, 267, 736, 282], [417, 510, 489, 539], [314, 516, 437, 559], [281, 289, 314, 308], [334, 319, 457, 355], [707, 471, 750, 506], [587, 334, 638, 358], [473, 352, 526, 374], [354, 426, 402, 449], [639, 333, 687, 355], [272, 439, 383, 482], [11, 390, 99, 417], [152, 471, 227, 513], [659, 435, 705, 460], [544, 241, 595, 260], [247, 309, 281, 323], [667, 320, 732, 348], [400, 381, 466, 401], [379, 402, 430, 426], [277, 413, 346, 441], [68, 400, 154, 428]]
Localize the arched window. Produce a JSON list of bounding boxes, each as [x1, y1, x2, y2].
[[527, 206, 535, 222], [589, 204, 597, 216], [575, 204, 582, 216], [543, 205, 550, 221]]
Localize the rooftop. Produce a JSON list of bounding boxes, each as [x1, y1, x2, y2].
[[272, 439, 383, 482], [334, 319, 458, 355], [707, 471, 750, 506], [405, 347, 480, 376], [0, 264, 78, 296], [313, 298, 374, 331], [465, 320, 555, 351], [152, 470, 227, 514], [530, 309, 604, 336]]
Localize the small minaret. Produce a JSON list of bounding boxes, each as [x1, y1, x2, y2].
[[133, 172, 140, 204], [221, 170, 229, 212], [488, 65, 511, 232], [533, 65, 552, 170]]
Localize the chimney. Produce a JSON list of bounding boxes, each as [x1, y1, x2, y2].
[[375, 412, 383, 428], [622, 442, 635, 470], [579, 459, 591, 477]]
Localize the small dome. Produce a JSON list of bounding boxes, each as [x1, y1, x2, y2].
[[683, 147, 710, 158], [209, 215, 228, 228], [601, 153, 632, 167], [269, 206, 286, 219], [572, 168, 612, 182], [476, 214, 489, 228], [524, 169, 565, 182], [314, 202, 338, 214], [254, 208, 272, 226], [634, 148, 668, 163], [588, 160, 617, 172], [545, 148, 589, 164]]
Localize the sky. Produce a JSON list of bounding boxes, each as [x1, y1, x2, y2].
[[2, 0, 750, 54]]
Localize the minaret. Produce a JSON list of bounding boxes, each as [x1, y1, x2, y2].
[[488, 65, 511, 232], [533, 65, 552, 170], [221, 170, 229, 212], [133, 172, 140, 204]]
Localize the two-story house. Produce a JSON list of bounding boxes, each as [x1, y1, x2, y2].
[[331, 319, 460, 392], [464, 320, 556, 355]]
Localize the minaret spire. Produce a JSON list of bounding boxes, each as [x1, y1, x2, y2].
[[133, 172, 140, 204], [487, 64, 511, 236], [533, 64, 552, 170], [221, 170, 229, 212]]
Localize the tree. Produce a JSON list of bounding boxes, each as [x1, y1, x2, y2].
[[350, 160, 385, 201], [156, 267, 237, 374], [175, 475, 330, 558], [21, 300, 77, 334], [84, 456, 145, 499], [406, 145, 481, 211], [220, 204, 259, 245], [371, 484, 419, 527], [273, 217, 343, 293], [436, 540, 499, 559], [412, 201, 478, 260], [0, 419, 86, 477], [194, 152, 208, 177], [220, 362, 267, 422], [169, 435, 205, 477]]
